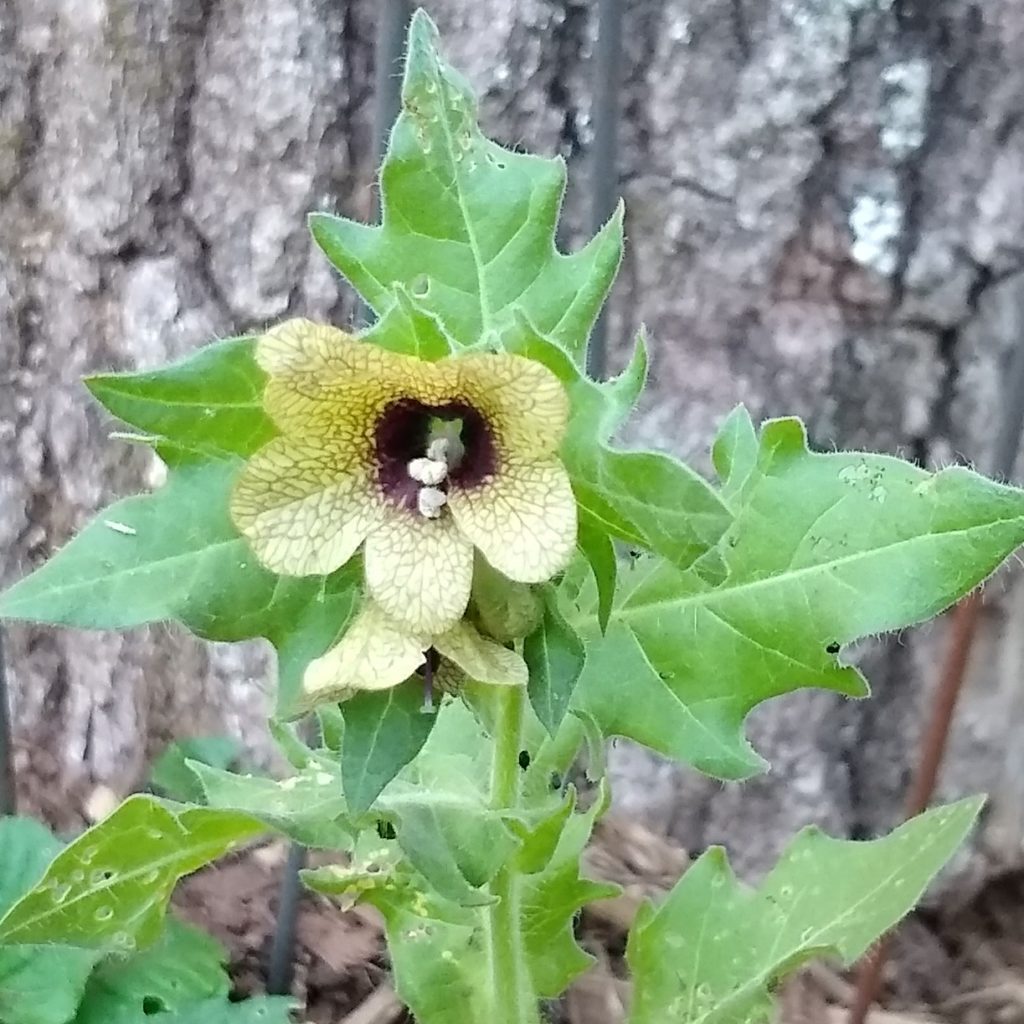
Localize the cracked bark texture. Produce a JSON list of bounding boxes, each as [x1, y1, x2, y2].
[[2, 0, 1023, 876]]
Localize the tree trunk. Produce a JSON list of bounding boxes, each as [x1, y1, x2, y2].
[[2, 0, 1023, 877]]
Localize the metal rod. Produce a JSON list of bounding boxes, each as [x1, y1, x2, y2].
[[266, 842, 307, 995], [266, 707, 325, 992], [358, 0, 412, 328], [586, 0, 624, 380], [373, 0, 412, 179], [0, 628, 16, 815], [849, 303, 1024, 1024]]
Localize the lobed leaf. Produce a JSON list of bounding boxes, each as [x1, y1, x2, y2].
[[711, 404, 759, 506], [339, 701, 520, 907], [378, 760, 517, 906], [364, 284, 456, 359], [309, 10, 622, 358], [573, 418, 1024, 779], [627, 798, 983, 1024], [519, 786, 619, 998], [303, 838, 485, 1024]]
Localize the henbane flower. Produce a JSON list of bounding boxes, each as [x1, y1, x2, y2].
[[298, 599, 528, 710], [230, 318, 577, 637]]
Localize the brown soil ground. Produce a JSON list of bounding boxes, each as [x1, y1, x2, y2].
[[169, 816, 1024, 1024]]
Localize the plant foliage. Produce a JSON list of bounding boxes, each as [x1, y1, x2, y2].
[[0, 10, 1017, 1024]]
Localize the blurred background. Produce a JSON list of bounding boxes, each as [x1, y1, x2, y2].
[[2, 0, 1024, 1020]]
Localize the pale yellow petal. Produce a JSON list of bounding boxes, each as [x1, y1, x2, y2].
[[302, 602, 428, 705], [458, 352, 569, 458], [363, 508, 474, 634], [449, 456, 576, 583], [258, 318, 405, 443], [231, 437, 377, 576], [434, 620, 528, 686]]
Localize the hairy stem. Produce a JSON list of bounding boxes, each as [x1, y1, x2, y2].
[[485, 685, 538, 1024]]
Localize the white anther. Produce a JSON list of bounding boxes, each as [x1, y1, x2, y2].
[[408, 456, 448, 486], [426, 437, 450, 463], [417, 486, 448, 519]]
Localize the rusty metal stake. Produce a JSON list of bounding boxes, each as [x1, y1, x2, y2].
[[849, 302, 1024, 1023], [847, 592, 982, 1023]]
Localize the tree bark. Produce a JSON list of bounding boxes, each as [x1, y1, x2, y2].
[[2, 0, 1023, 877]]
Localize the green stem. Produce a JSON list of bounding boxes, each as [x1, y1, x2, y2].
[[485, 685, 538, 1024], [530, 714, 584, 784]]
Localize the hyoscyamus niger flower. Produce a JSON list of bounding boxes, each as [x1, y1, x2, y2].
[[230, 318, 576, 698], [299, 599, 528, 708]]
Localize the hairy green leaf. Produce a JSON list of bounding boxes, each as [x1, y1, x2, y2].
[[309, 10, 621, 358], [150, 736, 241, 804], [574, 419, 1024, 779], [576, 509, 617, 632], [510, 788, 576, 875], [628, 798, 983, 1024], [339, 700, 517, 907], [712, 404, 759, 505], [525, 586, 586, 736], [365, 284, 455, 359], [306, 781, 613, 1022], [341, 685, 438, 816], [188, 761, 353, 849], [520, 787, 618, 998], [85, 337, 273, 461], [0, 797, 264, 951], [76, 919, 228, 1024], [0, 817, 99, 1024], [378, 761, 516, 906]]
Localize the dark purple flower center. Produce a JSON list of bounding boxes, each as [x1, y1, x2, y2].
[[374, 399, 497, 511]]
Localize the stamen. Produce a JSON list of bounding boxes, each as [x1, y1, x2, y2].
[[408, 456, 448, 486], [417, 487, 447, 519], [426, 437, 450, 463]]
